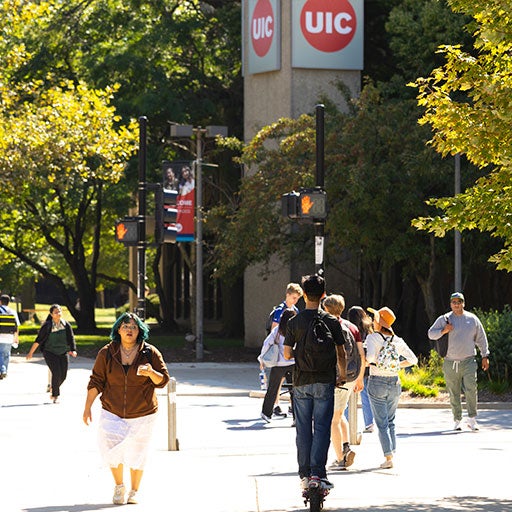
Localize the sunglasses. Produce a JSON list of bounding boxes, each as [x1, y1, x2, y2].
[[450, 300, 463, 304]]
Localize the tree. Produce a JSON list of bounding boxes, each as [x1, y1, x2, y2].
[[412, 1, 512, 271], [0, 5, 138, 330]]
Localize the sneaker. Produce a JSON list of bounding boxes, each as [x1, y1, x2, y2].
[[343, 448, 356, 468], [273, 406, 286, 417], [380, 459, 393, 469], [467, 417, 479, 431], [329, 459, 346, 471], [453, 420, 462, 431], [113, 484, 125, 505], [309, 476, 334, 490], [288, 406, 293, 416], [127, 490, 138, 504], [364, 423, 374, 433], [260, 412, 271, 423], [300, 477, 309, 490]]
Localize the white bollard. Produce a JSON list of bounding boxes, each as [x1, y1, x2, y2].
[[348, 392, 361, 445], [167, 377, 179, 451]]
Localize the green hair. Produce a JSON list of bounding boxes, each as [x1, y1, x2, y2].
[[110, 312, 149, 343]]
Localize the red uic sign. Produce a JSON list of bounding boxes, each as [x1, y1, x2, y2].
[[251, 0, 274, 57], [300, 0, 356, 53]]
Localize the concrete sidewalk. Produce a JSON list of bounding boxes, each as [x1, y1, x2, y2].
[[1, 354, 511, 512]]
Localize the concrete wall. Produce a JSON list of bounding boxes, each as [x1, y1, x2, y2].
[[243, 0, 361, 347]]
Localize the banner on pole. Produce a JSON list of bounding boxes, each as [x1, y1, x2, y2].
[[162, 161, 195, 242]]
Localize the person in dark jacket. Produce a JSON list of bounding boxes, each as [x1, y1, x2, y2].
[[26, 304, 77, 403], [83, 312, 170, 505]]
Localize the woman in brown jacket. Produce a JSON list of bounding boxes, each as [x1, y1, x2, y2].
[[83, 312, 170, 505]]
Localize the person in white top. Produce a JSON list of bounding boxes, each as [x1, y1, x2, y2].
[[365, 306, 417, 469], [258, 308, 297, 423]]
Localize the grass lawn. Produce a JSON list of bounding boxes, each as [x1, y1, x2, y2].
[[16, 304, 245, 357]]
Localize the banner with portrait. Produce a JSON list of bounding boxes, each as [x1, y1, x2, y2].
[[162, 160, 195, 242]]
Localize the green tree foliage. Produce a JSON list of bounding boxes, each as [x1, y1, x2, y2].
[[412, 1, 512, 271], [0, 1, 138, 330]]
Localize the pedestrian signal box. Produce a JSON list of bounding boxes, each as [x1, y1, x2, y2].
[[115, 217, 139, 245], [299, 189, 327, 219], [155, 187, 178, 244], [282, 188, 327, 222]]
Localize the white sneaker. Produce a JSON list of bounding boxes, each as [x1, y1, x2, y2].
[[309, 476, 334, 490], [467, 417, 479, 431], [300, 477, 309, 490], [453, 420, 462, 431], [113, 484, 125, 505], [260, 412, 271, 423], [127, 490, 138, 504]]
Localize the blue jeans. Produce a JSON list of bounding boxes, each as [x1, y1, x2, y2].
[[293, 382, 334, 479], [0, 342, 11, 375], [368, 375, 401, 457], [361, 376, 374, 427]]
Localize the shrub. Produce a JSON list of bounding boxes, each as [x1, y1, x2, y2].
[[474, 306, 512, 387]]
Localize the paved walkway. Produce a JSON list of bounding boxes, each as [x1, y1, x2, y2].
[[1, 354, 511, 511]]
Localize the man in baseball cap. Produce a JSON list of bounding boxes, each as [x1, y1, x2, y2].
[[428, 292, 489, 431]]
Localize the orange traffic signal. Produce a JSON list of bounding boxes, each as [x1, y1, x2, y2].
[[115, 218, 139, 245]]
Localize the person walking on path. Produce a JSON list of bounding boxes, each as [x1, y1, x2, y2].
[[83, 312, 170, 505], [366, 306, 417, 469], [258, 308, 297, 423], [348, 306, 375, 433], [26, 304, 77, 402], [322, 295, 365, 471], [268, 283, 303, 332], [0, 294, 20, 379], [266, 283, 303, 417], [284, 275, 347, 492], [428, 292, 490, 431]]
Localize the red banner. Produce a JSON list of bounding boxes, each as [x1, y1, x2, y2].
[[162, 161, 195, 242]]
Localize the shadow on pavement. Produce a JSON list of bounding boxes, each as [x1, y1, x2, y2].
[[263, 496, 511, 512], [23, 505, 116, 512]]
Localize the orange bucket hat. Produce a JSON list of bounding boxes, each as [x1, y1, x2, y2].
[[367, 306, 396, 333]]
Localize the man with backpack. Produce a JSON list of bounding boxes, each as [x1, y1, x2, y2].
[[322, 294, 365, 471], [0, 294, 20, 379], [283, 275, 347, 492]]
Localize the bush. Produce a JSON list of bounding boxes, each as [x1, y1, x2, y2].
[[474, 306, 512, 386], [399, 351, 445, 398]]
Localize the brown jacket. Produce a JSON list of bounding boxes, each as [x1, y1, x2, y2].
[[87, 342, 170, 419]]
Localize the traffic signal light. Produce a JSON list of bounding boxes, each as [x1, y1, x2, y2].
[[298, 188, 327, 220], [115, 217, 139, 245], [282, 188, 327, 221], [155, 187, 178, 244], [282, 191, 301, 219]]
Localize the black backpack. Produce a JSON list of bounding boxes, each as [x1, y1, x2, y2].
[[341, 323, 362, 383], [295, 310, 337, 373]]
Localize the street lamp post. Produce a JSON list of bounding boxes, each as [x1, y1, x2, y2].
[[169, 124, 227, 361], [454, 153, 462, 291]]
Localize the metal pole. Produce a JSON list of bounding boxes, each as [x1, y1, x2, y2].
[[315, 104, 325, 276], [454, 153, 462, 291], [137, 116, 147, 320], [195, 130, 204, 361], [167, 377, 178, 451]]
